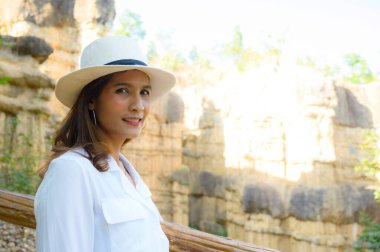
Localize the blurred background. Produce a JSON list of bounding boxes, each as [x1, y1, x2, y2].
[[0, 0, 380, 251]]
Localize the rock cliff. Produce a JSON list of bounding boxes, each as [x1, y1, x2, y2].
[[177, 66, 380, 251], [0, 1, 379, 252]]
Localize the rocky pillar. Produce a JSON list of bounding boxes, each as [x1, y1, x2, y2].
[[0, 0, 115, 115]]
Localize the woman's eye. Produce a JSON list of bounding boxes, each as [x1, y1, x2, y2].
[[141, 89, 150, 96], [116, 88, 128, 94]]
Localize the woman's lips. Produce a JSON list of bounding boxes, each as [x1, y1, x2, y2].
[[122, 118, 142, 127]]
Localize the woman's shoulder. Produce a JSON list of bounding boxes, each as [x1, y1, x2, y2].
[[52, 147, 90, 162], [48, 148, 94, 174], [36, 148, 98, 202]]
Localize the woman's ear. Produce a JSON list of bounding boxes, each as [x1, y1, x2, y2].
[[88, 100, 95, 110]]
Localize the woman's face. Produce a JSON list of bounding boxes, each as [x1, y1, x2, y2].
[[93, 70, 151, 143]]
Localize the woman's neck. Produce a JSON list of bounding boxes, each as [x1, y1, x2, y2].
[[97, 135, 123, 162], [109, 147, 122, 164]]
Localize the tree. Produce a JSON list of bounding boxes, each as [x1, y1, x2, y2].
[[223, 26, 262, 72], [188, 47, 212, 69], [350, 131, 380, 251], [352, 212, 380, 252], [112, 9, 146, 41], [146, 31, 186, 72], [355, 131, 380, 201], [343, 53, 376, 84]]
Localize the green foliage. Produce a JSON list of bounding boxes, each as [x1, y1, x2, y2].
[[224, 26, 244, 56], [187, 47, 221, 85], [296, 52, 377, 84], [0, 37, 16, 48], [189, 47, 212, 70], [159, 49, 186, 72], [146, 30, 186, 72], [297, 56, 341, 77], [112, 9, 146, 40], [352, 212, 380, 252], [0, 120, 39, 194], [215, 227, 228, 237], [189, 223, 200, 230], [223, 26, 263, 72], [355, 130, 380, 202], [264, 34, 285, 57], [0, 37, 13, 86], [351, 131, 380, 251], [147, 41, 159, 62], [343, 53, 376, 84], [323, 64, 341, 77], [0, 76, 11, 86], [188, 223, 228, 237]]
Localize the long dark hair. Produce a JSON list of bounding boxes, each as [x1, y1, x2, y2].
[[40, 73, 123, 178]]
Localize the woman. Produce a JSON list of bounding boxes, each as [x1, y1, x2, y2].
[[34, 36, 176, 252]]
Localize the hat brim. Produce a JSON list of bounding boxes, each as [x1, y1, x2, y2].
[[55, 65, 176, 108]]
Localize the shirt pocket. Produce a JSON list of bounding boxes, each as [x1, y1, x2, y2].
[[101, 197, 148, 223], [101, 197, 149, 251]]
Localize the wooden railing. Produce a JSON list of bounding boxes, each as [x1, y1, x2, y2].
[[0, 189, 279, 252]]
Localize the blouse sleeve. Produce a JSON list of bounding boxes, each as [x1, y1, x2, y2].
[[34, 157, 95, 252]]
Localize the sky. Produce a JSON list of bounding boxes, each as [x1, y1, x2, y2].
[[114, 0, 380, 73]]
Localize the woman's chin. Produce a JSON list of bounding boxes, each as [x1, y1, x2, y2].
[[125, 131, 142, 140]]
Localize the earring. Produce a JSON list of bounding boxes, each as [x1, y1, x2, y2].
[[92, 110, 97, 126]]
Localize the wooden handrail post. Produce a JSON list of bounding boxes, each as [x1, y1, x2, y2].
[[0, 189, 36, 228]]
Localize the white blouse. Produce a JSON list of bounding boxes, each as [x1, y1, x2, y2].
[[34, 148, 169, 252]]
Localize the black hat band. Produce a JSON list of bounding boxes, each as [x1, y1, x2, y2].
[[105, 59, 147, 66]]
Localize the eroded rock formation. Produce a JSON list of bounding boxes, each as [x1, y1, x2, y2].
[[1, 1, 380, 252], [176, 67, 380, 252]]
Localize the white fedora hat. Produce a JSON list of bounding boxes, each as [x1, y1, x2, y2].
[[55, 36, 176, 108]]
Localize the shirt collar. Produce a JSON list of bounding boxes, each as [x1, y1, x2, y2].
[[72, 147, 152, 198]]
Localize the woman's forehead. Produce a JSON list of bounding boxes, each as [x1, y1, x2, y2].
[[106, 70, 151, 88], [112, 69, 150, 81]]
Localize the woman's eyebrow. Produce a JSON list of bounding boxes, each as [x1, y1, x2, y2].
[[113, 83, 152, 90]]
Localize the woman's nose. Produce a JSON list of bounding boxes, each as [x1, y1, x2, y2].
[[129, 96, 144, 111]]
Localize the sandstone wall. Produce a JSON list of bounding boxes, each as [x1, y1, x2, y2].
[[1, 1, 380, 252], [0, 0, 116, 116], [177, 65, 380, 252]]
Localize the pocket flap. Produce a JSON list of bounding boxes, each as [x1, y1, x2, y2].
[[101, 197, 148, 224]]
